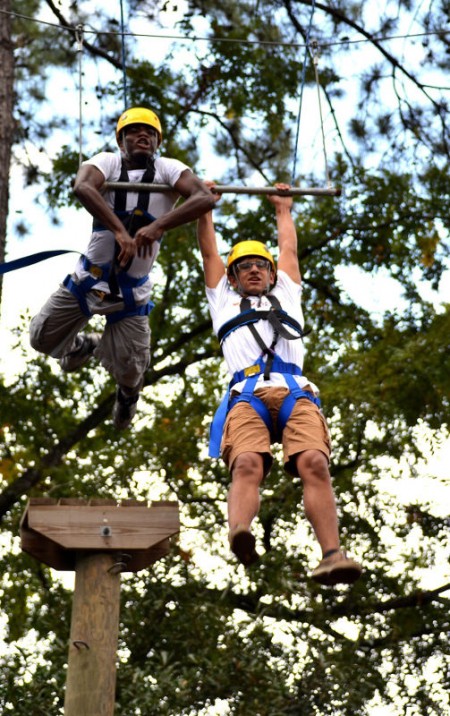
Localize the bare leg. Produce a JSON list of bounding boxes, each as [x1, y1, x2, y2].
[[228, 452, 264, 530], [295, 449, 340, 555], [227, 452, 264, 566], [296, 449, 362, 585]]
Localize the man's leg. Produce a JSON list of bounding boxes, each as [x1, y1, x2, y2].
[[295, 449, 340, 555], [30, 286, 93, 362], [283, 397, 362, 585], [221, 400, 272, 567], [227, 451, 264, 567], [228, 451, 264, 532], [296, 449, 362, 585], [99, 315, 150, 430]]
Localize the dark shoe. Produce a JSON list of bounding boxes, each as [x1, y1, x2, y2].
[[59, 333, 101, 372], [112, 389, 139, 430], [311, 549, 362, 586], [229, 526, 259, 567]]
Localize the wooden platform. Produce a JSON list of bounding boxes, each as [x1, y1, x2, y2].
[[20, 498, 180, 572]]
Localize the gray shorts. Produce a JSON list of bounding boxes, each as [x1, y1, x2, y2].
[[29, 285, 150, 390], [221, 386, 332, 477]]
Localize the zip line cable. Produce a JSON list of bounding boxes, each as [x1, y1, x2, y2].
[[119, 0, 128, 109], [0, 8, 447, 51], [291, 0, 316, 183], [311, 40, 332, 188]]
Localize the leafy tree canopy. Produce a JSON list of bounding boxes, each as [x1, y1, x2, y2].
[[0, 1, 449, 714]]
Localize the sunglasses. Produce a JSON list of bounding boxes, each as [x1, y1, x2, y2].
[[236, 259, 271, 272]]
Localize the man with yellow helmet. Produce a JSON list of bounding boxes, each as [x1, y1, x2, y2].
[[30, 107, 215, 429], [197, 184, 362, 586]]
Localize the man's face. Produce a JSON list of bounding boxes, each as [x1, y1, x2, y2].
[[119, 123, 159, 167], [229, 257, 274, 296]]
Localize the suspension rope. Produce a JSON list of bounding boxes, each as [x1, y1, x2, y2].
[[75, 24, 84, 167], [311, 40, 332, 188], [291, 0, 317, 183], [119, 0, 128, 109]]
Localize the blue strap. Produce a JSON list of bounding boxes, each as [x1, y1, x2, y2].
[[106, 300, 154, 324], [231, 355, 302, 388], [64, 255, 150, 319], [209, 370, 274, 459], [116, 272, 149, 311], [209, 391, 232, 458], [0, 250, 78, 275], [277, 373, 321, 436], [63, 274, 97, 317], [229, 391, 274, 438], [208, 355, 320, 458]]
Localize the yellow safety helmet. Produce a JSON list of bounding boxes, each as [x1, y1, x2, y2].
[[227, 240, 276, 274], [116, 107, 162, 145]]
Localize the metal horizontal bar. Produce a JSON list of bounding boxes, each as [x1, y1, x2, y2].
[[103, 182, 341, 197]]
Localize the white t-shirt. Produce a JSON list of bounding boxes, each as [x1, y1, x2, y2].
[[206, 271, 319, 394], [74, 152, 190, 302]]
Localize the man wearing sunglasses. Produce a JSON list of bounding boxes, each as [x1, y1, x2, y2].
[[197, 184, 362, 586]]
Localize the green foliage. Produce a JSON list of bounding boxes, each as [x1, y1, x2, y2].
[[1, 1, 450, 715]]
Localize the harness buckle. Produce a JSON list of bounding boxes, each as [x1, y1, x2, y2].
[[244, 364, 261, 377], [91, 289, 107, 301], [89, 265, 103, 279]]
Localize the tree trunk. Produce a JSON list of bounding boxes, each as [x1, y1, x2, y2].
[[0, 0, 14, 309]]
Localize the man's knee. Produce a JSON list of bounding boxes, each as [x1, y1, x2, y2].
[[29, 315, 46, 352], [296, 449, 330, 482], [231, 452, 264, 483]]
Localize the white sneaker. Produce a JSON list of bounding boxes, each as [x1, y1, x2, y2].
[[59, 333, 101, 372], [112, 389, 139, 430]]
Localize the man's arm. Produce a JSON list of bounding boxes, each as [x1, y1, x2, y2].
[[267, 183, 301, 285], [196, 194, 225, 288], [73, 163, 136, 267], [134, 170, 217, 255]]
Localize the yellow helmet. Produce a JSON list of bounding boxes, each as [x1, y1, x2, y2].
[[116, 107, 162, 145], [227, 240, 275, 274]]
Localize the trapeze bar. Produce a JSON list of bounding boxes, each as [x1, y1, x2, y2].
[[103, 182, 341, 197]]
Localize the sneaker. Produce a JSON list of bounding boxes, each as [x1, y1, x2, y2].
[[229, 525, 259, 567], [112, 389, 139, 430], [311, 549, 362, 586], [59, 333, 101, 372]]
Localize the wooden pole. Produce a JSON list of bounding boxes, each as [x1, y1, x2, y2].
[[64, 552, 121, 716], [20, 498, 180, 714], [103, 182, 341, 197]]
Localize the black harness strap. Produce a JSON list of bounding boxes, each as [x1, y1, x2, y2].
[[238, 296, 308, 380], [218, 295, 307, 342], [99, 158, 156, 295], [92, 158, 156, 232]]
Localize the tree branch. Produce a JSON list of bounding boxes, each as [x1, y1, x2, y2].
[[0, 348, 218, 522], [44, 0, 124, 70]]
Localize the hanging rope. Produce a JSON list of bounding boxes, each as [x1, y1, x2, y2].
[[291, 0, 317, 183], [119, 0, 128, 109], [311, 40, 332, 188], [75, 24, 84, 167]]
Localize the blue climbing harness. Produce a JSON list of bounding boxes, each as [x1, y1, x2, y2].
[[64, 159, 156, 323], [63, 256, 154, 323], [209, 295, 320, 458]]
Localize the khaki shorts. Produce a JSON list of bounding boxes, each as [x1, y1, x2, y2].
[[221, 386, 331, 477]]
